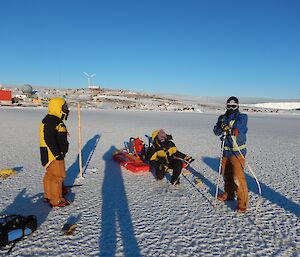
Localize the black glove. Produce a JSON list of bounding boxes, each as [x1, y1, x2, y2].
[[166, 134, 173, 141], [159, 164, 170, 173], [220, 123, 231, 133], [184, 156, 195, 163]]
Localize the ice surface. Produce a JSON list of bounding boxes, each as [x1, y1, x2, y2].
[[0, 107, 299, 256]]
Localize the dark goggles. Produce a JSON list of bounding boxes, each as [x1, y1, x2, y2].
[[226, 103, 238, 110], [62, 102, 69, 113]]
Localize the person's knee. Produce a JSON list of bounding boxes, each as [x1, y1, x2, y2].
[[172, 160, 183, 171]]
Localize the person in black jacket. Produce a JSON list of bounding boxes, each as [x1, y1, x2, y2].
[[147, 129, 194, 185], [39, 97, 70, 207]]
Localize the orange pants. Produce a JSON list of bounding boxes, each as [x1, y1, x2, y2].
[[222, 155, 248, 209], [43, 159, 66, 205]]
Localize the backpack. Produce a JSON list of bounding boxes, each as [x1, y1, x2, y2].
[[0, 214, 37, 249], [129, 137, 146, 160]]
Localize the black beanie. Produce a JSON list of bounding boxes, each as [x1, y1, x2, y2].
[[226, 96, 239, 105]]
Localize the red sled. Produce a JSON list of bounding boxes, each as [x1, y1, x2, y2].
[[112, 149, 150, 173]]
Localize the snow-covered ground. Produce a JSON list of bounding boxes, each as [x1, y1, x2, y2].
[[0, 107, 300, 256]]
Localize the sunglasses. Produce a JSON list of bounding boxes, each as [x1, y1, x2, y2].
[[226, 104, 238, 110]]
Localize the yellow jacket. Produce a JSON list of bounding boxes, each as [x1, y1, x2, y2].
[[39, 98, 69, 168]]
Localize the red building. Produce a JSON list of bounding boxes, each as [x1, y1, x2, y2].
[[0, 90, 12, 105]]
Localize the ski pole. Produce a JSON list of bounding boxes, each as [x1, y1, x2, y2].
[[181, 173, 213, 205], [230, 135, 262, 197], [179, 157, 195, 169], [172, 169, 182, 186], [213, 133, 226, 208], [172, 158, 195, 186], [230, 136, 262, 218]]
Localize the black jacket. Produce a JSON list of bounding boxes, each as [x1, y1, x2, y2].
[[39, 114, 69, 167], [147, 138, 186, 169]]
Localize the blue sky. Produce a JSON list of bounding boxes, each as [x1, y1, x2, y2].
[[1, 0, 299, 99]]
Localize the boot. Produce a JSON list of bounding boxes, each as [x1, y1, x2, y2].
[[217, 192, 234, 201], [235, 207, 247, 213], [50, 199, 71, 208]]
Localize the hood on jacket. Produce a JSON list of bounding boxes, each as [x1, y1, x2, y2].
[[48, 98, 69, 120]]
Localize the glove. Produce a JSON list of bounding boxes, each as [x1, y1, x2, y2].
[[184, 156, 195, 163], [159, 164, 170, 173], [166, 134, 173, 141], [220, 123, 232, 134]]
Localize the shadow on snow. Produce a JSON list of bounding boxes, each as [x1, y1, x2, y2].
[[99, 146, 141, 257], [65, 134, 101, 186], [202, 156, 300, 218], [0, 188, 51, 228], [1, 167, 51, 228]]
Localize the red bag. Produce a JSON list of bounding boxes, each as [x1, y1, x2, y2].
[[130, 137, 146, 159]]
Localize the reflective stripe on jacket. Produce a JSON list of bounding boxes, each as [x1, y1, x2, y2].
[[213, 111, 248, 157]]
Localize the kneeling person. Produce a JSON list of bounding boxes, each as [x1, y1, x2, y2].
[[147, 129, 194, 186]]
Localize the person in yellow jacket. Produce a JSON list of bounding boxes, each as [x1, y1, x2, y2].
[[39, 98, 70, 207], [147, 129, 194, 186]]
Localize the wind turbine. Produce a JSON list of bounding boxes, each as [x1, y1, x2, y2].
[[83, 72, 96, 88]]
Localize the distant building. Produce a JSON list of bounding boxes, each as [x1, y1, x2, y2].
[[21, 84, 37, 97], [21, 84, 33, 94], [0, 90, 12, 105], [88, 85, 101, 91]]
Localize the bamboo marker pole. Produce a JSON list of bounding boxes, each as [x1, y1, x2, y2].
[[78, 103, 83, 178]]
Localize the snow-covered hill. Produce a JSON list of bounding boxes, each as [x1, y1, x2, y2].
[[2, 84, 300, 114], [243, 102, 300, 110]]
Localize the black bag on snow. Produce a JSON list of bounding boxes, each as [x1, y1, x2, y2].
[[0, 214, 37, 248]]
